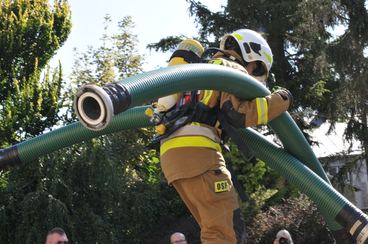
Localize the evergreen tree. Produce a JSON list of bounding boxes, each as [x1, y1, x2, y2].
[[326, 0, 368, 165], [185, 0, 368, 168]]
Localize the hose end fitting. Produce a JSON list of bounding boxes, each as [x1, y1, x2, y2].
[[0, 146, 21, 171], [74, 83, 131, 131], [336, 204, 368, 244]]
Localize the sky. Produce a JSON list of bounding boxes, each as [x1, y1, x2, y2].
[[51, 0, 226, 73], [50, 0, 361, 158]]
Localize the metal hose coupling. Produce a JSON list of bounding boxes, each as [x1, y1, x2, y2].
[[74, 82, 131, 131], [336, 204, 368, 243]]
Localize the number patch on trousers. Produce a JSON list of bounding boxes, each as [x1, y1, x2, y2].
[[214, 180, 230, 193]]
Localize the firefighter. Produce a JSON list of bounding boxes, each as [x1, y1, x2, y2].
[[151, 29, 292, 244]]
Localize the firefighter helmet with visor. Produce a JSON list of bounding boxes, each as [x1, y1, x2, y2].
[[220, 29, 273, 81]]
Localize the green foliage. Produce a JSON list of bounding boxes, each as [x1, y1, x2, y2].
[[186, 0, 368, 157], [0, 1, 71, 241], [0, 0, 71, 145]]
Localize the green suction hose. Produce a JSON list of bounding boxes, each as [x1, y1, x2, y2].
[[74, 64, 329, 184], [0, 106, 151, 170], [73, 64, 349, 234], [2, 105, 367, 242], [237, 127, 368, 243]]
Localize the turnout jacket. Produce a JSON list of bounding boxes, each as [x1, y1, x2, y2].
[[160, 55, 290, 184]]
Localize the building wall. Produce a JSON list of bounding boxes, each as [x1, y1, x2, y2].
[[324, 157, 368, 210]]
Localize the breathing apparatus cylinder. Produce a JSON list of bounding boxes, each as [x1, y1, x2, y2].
[[145, 39, 204, 135], [157, 39, 204, 112]]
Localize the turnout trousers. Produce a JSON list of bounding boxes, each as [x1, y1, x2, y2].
[[172, 166, 246, 244]]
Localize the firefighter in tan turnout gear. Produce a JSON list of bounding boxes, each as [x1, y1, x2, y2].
[[147, 29, 293, 243]]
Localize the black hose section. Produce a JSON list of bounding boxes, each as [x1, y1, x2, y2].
[[102, 82, 131, 114], [0, 146, 21, 170], [336, 204, 368, 242]]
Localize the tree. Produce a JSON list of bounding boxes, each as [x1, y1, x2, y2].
[[325, 0, 368, 166], [0, 1, 71, 243], [0, 0, 71, 146]]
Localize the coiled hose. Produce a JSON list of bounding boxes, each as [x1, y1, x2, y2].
[[74, 64, 330, 184], [73, 64, 353, 232]]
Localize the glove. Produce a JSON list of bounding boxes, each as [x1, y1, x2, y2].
[[273, 88, 293, 109]]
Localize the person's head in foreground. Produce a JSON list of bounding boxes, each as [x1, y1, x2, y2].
[[45, 227, 68, 244], [274, 229, 294, 244], [170, 232, 187, 244]]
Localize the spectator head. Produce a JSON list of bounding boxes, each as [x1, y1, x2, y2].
[[170, 232, 187, 244], [274, 229, 293, 244], [45, 227, 68, 244]]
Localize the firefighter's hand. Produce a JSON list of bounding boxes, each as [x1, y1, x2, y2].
[[273, 88, 293, 109]]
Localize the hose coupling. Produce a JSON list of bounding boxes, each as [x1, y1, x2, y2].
[[74, 82, 131, 131], [336, 204, 368, 244], [0, 146, 21, 171]]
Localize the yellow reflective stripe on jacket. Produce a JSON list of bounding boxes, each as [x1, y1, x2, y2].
[[256, 97, 268, 124], [201, 90, 213, 105], [160, 136, 222, 155]]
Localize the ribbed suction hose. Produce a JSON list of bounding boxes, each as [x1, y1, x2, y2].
[[73, 64, 330, 184], [73, 63, 345, 232]]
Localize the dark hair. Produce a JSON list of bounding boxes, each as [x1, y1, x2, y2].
[[47, 227, 66, 236], [224, 36, 242, 57]]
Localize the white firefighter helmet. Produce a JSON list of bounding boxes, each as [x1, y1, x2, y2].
[[220, 29, 273, 79]]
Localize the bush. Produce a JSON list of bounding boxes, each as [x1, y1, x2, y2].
[[246, 194, 334, 243]]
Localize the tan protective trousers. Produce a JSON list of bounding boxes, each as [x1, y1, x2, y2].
[[172, 166, 246, 244]]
